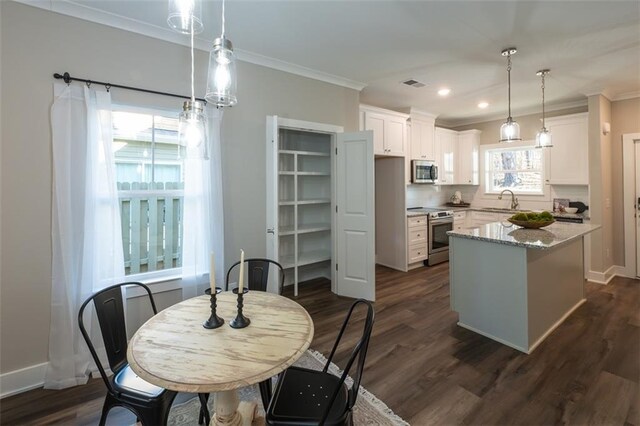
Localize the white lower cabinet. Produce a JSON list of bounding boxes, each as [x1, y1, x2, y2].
[[407, 215, 428, 268], [453, 211, 467, 230]]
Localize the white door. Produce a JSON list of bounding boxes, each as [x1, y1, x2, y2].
[[335, 131, 375, 301], [636, 141, 640, 277], [265, 116, 280, 293]]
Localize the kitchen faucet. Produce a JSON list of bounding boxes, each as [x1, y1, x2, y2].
[[498, 189, 519, 210]]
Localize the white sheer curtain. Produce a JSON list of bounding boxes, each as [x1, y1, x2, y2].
[[181, 107, 225, 298], [45, 83, 125, 389]]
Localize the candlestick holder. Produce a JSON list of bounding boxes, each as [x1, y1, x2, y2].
[[203, 287, 224, 329], [230, 288, 250, 329]]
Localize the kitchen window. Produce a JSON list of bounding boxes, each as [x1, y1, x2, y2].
[[483, 143, 545, 195], [112, 108, 185, 277]]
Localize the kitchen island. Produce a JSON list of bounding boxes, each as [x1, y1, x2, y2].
[[448, 221, 600, 353]]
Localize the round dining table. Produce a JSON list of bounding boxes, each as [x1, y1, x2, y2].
[[127, 290, 314, 426]]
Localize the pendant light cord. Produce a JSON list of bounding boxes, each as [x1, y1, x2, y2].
[[190, 15, 195, 103], [507, 54, 512, 119], [221, 0, 226, 37], [541, 72, 546, 128]]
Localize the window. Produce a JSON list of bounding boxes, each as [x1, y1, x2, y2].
[[484, 144, 545, 195], [112, 108, 184, 276]]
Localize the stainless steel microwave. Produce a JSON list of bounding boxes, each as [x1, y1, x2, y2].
[[412, 160, 438, 184]]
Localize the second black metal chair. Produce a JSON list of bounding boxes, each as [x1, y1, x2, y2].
[[266, 299, 375, 425], [78, 282, 177, 426], [225, 257, 285, 410]]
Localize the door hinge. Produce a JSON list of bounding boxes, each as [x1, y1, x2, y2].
[[336, 263, 338, 271], [335, 205, 338, 213], [335, 147, 337, 155]]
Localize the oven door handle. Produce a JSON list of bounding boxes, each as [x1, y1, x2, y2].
[[430, 218, 453, 225]]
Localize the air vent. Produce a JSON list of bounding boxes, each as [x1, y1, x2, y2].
[[402, 79, 426, 88]]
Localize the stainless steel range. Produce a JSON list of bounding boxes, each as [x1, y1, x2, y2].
[[407, 207, 455, 265]]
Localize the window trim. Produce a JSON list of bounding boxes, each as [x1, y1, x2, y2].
[[480, 140, 551, 201]]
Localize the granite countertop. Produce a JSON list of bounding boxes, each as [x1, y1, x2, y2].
[[407, 210, 430, 217], [447, 222, 601, 249], [407, 206, 589, 220]]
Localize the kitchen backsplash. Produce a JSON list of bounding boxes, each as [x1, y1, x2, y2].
[[406, 184, 589, 212]]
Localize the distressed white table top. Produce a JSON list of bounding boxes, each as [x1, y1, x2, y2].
[[127, 291, 314, 393]]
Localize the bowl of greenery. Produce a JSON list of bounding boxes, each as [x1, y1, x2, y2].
[[507, 211, 555, 229]]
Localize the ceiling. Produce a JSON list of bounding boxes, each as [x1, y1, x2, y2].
[[24, 0, 640, 125]]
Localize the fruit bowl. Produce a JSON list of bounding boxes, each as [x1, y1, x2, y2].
[[507, 218, 555, 229]]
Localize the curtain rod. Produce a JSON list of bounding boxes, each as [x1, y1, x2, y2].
[[53, 72, 207, 104]]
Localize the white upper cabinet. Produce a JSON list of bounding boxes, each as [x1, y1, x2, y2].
[[360, 105, 408, 157], [545, 113, 588, 185], [457, 130, 481, 185], [435, 127, 458, 185], [409, 113, 436, 161]]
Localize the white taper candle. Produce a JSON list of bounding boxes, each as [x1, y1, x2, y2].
[[238, 249, 245, 293], [209, 252, 216, 293]]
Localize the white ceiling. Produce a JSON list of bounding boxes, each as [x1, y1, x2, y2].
[[25, 0, 640, 125]]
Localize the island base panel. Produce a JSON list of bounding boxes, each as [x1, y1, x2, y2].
[[450, 235, 587, 353]]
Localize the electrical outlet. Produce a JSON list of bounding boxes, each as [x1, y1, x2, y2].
[[605, 198, 611, 208], [606, 248, 611, 259]]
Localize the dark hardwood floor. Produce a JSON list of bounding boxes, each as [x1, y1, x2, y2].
[[1, 264, 638, 425]]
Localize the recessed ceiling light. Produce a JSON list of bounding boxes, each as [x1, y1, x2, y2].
[[438, 88, 451, 96], [478, 102, 489, 109]]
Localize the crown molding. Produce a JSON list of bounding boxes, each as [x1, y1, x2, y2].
[[12, 0, 367, 92], [611, 90, 640, 102], [233, 49, 366, 91], [584, 90, 612, 101], [441, 98, 588, 128]]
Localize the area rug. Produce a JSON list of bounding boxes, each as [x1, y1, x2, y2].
[[167, 349, 409, 425]]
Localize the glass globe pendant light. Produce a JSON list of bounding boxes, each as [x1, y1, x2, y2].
[[168, 0, 203, 35], [535, 69, 553, 148], [499, 48, 521, 143], [205, 0, 238, 107], [178, 16, 208, 159]]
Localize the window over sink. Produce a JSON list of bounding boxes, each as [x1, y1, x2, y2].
[[483, 142, 546, 196]]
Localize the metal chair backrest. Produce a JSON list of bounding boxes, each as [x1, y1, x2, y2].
[[225, 258, 285, 294], [78, 282, 157, 394], [321, 299, 375, 424]]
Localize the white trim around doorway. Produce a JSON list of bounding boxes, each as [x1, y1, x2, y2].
[[622, 133, 640, 279]]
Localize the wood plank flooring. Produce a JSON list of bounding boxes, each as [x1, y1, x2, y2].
[[1, 264, 638, 425]]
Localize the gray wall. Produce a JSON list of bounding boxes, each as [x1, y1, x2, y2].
[[0, 1, 359, 374]]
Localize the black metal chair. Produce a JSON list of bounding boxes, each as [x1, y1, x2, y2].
[[266, 299, 375, 426], [225, 257, 285, 294], [225, 257, 285, 409], [78, 282, 177, 426]]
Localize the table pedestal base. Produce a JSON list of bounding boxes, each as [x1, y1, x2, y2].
[[212, 390, 259, 426]]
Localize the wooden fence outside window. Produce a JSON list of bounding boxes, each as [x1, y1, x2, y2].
[[117, 182, 184, 275]]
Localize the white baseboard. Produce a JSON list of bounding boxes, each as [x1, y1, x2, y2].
[[611, 265, 638, 279], [587, 265, 635, 284], [0, 362, 47, 399]]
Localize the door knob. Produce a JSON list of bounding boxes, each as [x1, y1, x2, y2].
[[267, 228, 275, 234]]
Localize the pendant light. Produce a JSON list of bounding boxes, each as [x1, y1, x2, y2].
[[178, 16, 208, 159], [168, 0, 203, 35], [499, 47, 521, 143], [535, 69, 553, 148], [205, 0, 238, 107]]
